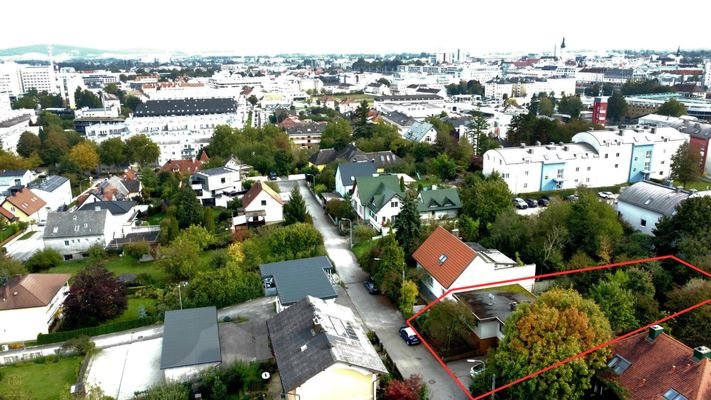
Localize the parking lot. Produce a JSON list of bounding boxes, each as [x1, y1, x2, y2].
[[85, 337, 163, 400]]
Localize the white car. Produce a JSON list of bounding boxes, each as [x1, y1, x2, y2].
[[598, 191, 613, 199], [469, 360, 486, 378], [513, 198, 528, 209]]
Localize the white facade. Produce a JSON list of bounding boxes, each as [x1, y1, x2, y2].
[[57, 72, 85, 108], [30, 179, 72, 211], [164, 363, 220, 383], [85, 113, 245, 165], [483, 126, 687, 194], [44, 233, 107, 255], [288, 363, 378, 400], [244, 189, 283, 224], [0, 281, 69, 343], [0, 112, 39, 153], [0, 63, 23, 97], [616, 200, 664, 236], [19, 65, 57, 94]]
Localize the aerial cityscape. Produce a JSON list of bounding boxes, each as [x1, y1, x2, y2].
[[0, 2, 710, 400]]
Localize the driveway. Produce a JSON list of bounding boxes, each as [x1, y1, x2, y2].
[[294, 181, 468, 400], [4, 226, 45, 261]]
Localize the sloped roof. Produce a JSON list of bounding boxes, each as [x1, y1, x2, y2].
[[412, 226, 476, 289], [259, 256, 337, 306], [135, 98, 237, 117], [242, 181, 284, 209], [404, 121, 435, 142], [161, 159, 203, 174], [309, 144, 401, 168], [3, 188, 47, 217], [121, 179, 141, 194], [617, 181, 691, 216], [161, 306, 221, 370], [28, 176, 69, 193], [267, 296, 387, 393], [417, 188, 462, 213], [611, 331, 711, 400], [43, 210, 108, 239], [285, 122, 327, 135], [354, 175, 403, 213], [78, 201, 136, 215], [381, 111, 416, 127], [0, 207, 16, 220], [0, 274, 70, 311], [0, 169, 29, 177], [336, 162, 377, 187]]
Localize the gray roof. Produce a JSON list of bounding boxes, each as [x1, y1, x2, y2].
[[28, 176, 69, 193], [160, 306, 221, 370], [122, 179, 141, 194], [617, 181, 691, 216], [135, 98, 237, 117], [0, 169, 29, 177], [404, 121, 435, 142], [43, 210, 108, 239], [198, 167, 234, 176], [267, 296, 387, 392], [285, 122, 327, 135], [259, 256, 337, 306], [78, 201, 136, 215], [381, 111, 416, 127], [337, 162, 377, 187], [453, 285, 535, 324]]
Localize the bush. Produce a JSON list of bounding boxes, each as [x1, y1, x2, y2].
[[353, 225, 377, 244], [87, 244, 107, 261], [60, 335, 95, 356], [25, 248, 63, 272], [123, 241, 149, 260], [314, 183, 327, 195]]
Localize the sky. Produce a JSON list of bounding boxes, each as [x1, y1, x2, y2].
[[1, 0, 710, 56]]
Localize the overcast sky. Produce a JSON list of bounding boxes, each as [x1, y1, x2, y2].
[[2, 0, 709, 56]]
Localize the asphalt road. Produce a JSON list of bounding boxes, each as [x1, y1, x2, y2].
[[284, 181, 469, 400]]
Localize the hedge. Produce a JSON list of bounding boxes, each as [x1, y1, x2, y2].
[[37, 318, 157, 345]]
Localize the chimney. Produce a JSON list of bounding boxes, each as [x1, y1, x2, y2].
[[520, 143, 526, 148], [692, 346, 711, 362], [95, 206, 101, 212], [509, 301, 518, 311], [647, 325, 664, 341]]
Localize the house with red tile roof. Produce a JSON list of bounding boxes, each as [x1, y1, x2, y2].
[[0, 273, 71, 343], [606, 325, 711, 400], [412, 226, 536, 299], [0, 187, 48, 224]]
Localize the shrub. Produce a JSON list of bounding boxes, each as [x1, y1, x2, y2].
[[87, 244, 107, 261], [314, 183, 327, 195], [123, 241, 149, 260], [60, 335, 95, 356], [353, 225, 377, 244], [25, 248, 63, 272]]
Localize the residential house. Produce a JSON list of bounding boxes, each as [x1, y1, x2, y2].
[[260, 256, 337, 313], [413, 227, 536, 300], [191, 157, 250, 207], [309, 144, 401, 172], [160, 150, 209, 175], [267, 296, 387, 400], [351, 175, 404, 232], [78, 200, 138, 228], [161, 306, 222, 382], [0, 187, 48, 224], [0, 169, 32, 194], [0, 273, 70, 343], [616, 181, 700, 236], [404, 121, 438, 143], [380, 111, 416, 136], [453, 284, 535, 355], [96, 175, 141, 201], [28, 176, 72, 212], [286, 121, 327, 150], [241, 181, 285, 225], [43, 210, 112, 259], [417, 187, 461, 221], [605, 325, 711, 400], [335, 162, 377, 197]]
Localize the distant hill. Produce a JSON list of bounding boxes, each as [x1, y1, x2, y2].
[[0, 44, 113, 58]]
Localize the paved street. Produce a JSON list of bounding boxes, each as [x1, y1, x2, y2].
[[284, 180, 469, 400]]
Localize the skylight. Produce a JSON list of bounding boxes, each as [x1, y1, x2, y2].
[[662, 388, 688, 400], [607, 355, 631, 375], [644, 198, 653, 205], [438, 254, 448, 264]]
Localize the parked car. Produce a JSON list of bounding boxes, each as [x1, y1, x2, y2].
[[538, 197, 550, 207], [524, 198, 538, 208], [363, 279, 379, 294], [469, 360, 486, 378], [598, 191, 614, 199], [268, 171, 278, 180], [399, 326, 421, 345], [513, 198, 528, 209], [565, 194, 579, 202]]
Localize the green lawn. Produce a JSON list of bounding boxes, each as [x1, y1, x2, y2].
[[17, 231, 36, 240], [674, 179, 711, 191], [352, 239, 378, 260], [0, 224, 21, 243], [47, 256, 169, 284], [0, 356, 82, 400], [145, 212, 166, 225], [111, 297, 158, 323]]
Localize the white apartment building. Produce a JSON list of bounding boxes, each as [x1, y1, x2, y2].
[[704, 62, 711, 89], [483, 126, 687, 194], [485, 78, 576, 101], [0, 109, 39, 153], [19, 65, 57, 94], [0, 63, 23, 97]]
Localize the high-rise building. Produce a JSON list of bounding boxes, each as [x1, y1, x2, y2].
[[19, 65, 57, 94], [592, 97, 607, 126], [703, 62, 711, 89]]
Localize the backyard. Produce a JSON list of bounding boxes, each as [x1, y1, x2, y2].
[[0, 356, 82, 400]]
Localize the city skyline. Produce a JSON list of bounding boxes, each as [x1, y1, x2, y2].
[[2, 0, 711, 56]]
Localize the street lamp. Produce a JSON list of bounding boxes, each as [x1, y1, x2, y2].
[[342, 218, 353, 249], [177, 281, 188, 310]]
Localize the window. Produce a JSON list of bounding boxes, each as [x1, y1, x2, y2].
[[261, 200, 267, 206], [221, 177, 226, 183], [662, 388, 688, 400], [64, 240, 69, 246], [640, 219, 647, 227], [586, 177, 590, 183], [391, 201, 399, 207], [614, 164, 619, 168], [557, 169, 564, 179], [616, 153, 620, 157], [575, 167, 579, 172], [604, 154, 609, 159], [587, 166, 591, 171], [607, 355, 631, 375], [523, 183, 528, 188], [645, 150, 652, 158], [524, 171, 529, 176]]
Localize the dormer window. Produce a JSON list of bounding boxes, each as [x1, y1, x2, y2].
[[607, 354, 631, 375]]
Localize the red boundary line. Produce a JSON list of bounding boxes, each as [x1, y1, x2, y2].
[[405, 255, 711, 400]]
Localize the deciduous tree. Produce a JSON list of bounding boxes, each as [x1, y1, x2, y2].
[[399, 280, 418, 318], [125, 134, 160, 166], [657, 98, 687, 117], [98, 137, 128, 167], [68, 142, 100, 173], [670, 141, 701, 186], [589, 276, 638, 334], [320, 118, 353, 150], [173, 184, 204, 229], [63, 266, 128, 328], [606, 92, 628, 123], [16, 131, 41, 158]]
